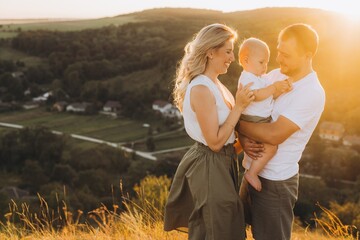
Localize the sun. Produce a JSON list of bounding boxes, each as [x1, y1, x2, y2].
[[333, 6, 360, 23]]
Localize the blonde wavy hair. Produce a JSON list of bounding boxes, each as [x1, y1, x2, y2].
[[173, 23, 237, 111]]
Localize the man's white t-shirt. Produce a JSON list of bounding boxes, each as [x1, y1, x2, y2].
[[242, 68, 326, 180], [237, 71, 273, 118]]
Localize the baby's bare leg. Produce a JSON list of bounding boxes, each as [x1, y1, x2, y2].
[[245, 143, 277, 191]]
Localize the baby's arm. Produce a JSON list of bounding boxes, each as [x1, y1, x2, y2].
[[252, 78, 292, 101], [252, 85, 276, 101], [273, 79, 292, 99]]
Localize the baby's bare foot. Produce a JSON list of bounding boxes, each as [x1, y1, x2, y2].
[[245, 172, 262, 191]]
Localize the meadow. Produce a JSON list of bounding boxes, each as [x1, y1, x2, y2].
[[0, 108, 192, 150], [0, 175, 357, 240], [0, 46, 46, 67]]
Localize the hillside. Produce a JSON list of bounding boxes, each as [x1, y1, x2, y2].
[[0, 15, 141, 32], [1, 7, 359, 133], [0, 8, 359, 239], [0, 175, 357, 240]]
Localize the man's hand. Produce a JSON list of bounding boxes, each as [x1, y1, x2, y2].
[[238, 134, 264, 160]]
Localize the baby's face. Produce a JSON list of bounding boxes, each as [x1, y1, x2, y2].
[[246, 49, 269, 76]]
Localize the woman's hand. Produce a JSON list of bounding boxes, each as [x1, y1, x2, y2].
[[235, 83, 255, 109]]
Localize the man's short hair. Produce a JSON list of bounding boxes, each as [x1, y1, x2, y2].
[[279, 23, 319, 55]]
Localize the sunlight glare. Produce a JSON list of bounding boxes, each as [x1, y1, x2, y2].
[[334, 6, 360, 23]]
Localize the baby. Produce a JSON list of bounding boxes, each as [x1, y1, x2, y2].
[[238, 37, 292, 191]]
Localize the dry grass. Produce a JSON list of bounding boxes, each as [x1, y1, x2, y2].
[[314, 204, 359, 240], [0, 177, 358, 240]]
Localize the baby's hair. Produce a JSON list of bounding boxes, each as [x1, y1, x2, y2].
[[238, 37, 269, 66]]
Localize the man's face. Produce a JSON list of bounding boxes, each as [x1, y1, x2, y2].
[[276, 37, 307, 76]]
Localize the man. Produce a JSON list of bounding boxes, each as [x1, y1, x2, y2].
[[237, 23, 325, 240]]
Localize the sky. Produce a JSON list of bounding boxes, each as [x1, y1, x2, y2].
[[0, 0, 359, 20]]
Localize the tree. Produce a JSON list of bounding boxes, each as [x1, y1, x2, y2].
[[76, 169, 112, 196], [64, 70, 82, 96], [21, 160, 49, 193], [320, 147, 357, 185], [26, 66, 54, 84], [345, 154, 360, 181], [70, 145, 130, 174], [51, 164, 78, 186], [295, 177, 334, 225], [146, 137, 156, 152], [131, 175, 171, 222]]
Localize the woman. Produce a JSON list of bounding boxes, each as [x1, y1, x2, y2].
[[164, 23, 254, 239]]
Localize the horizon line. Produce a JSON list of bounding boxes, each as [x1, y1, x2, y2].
[[0, 6, 333, 21]]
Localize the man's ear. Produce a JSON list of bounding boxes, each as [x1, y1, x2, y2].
[[305, 51, 313, 60]]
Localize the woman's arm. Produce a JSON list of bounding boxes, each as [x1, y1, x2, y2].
[[191, 83, 253, 152]]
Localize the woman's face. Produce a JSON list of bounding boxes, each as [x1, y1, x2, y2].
[[210, 39, 235, 75]]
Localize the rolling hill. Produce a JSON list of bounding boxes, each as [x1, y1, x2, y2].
[[1, 7, 360, 132]]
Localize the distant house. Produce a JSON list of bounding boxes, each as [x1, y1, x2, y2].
[[152, 100, 172, 113], [319, 121, 345, 141], [152, 100, 181, 120], [23, 101, 40, 110], [66, 102, 93, 114], [24, 88, 31, 96], [52, 101, 68, 112], [11, 71, 24, 78], [163, 106, 182, 119], [103, 100, 122, 113], [100, 100, 122, 117], [33, 91, 52, 102], [343, 135, 360, 146]]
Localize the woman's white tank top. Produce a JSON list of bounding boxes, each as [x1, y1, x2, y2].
[[182, 74, 236, 146]]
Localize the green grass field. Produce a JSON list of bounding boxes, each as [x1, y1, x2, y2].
[[154, 133, 194, 150], [0, 108, 183, 145], [0, 32, 18, 39], [0, 108, 144, 142], [0, 127, 10, 135], [0, 46, 46, 67], [134, 132, 193, 152]]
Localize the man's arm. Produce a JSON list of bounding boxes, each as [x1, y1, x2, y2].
[[238, 133, 264, 159], [237, 115, 299, 145]]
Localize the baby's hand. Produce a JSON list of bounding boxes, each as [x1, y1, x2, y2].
[[284, 78, 293, 92], [274, 79, 292, 93]]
